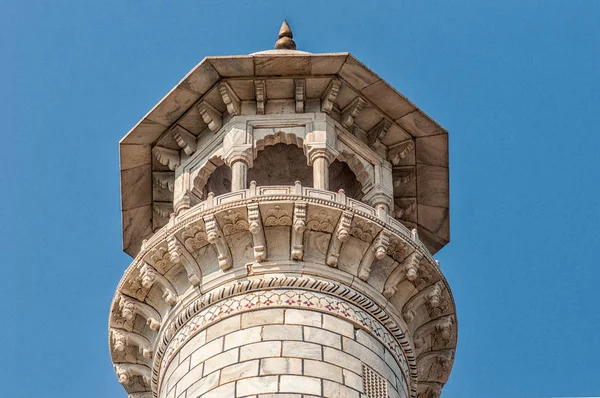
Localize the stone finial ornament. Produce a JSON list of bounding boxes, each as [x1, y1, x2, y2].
[[275, 20, 296, 50]]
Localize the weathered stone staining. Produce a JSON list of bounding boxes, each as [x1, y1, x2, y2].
[[111, 20, 456, 398]]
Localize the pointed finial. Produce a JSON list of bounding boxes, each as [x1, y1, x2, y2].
[[275, 20, 296, 50]]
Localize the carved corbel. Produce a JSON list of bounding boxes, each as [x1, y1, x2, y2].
[[393, 201, 416, 219], [321, 79, 341, 114], [118, 294, 161, 331], [247, 203, 266, 262], [405, 250, 424, 281], [167, 235, 202, 286], [111, 328, 153, 359], [291, 202, 307, 260], [254, 80, 266, 114], [392, 166, 414, 189], [138, 263, 177, 306], [152, 202, 173, 220], [171, 125, 197, 155], [427, 281, 443, 310], [197, 101, 222, 132], [403, 308, 416, 323], [219, 82, 241, 116], [341, 97, 366, 129], [295, 79, 306, 113], [358, 230, 390, 281], [152, 146, 180, 171], [326, 211, 353, 267], [152, 171, 174, 192], [435, 315, 455, 343], [368, 119, 391, 147], [418, 351, 454, 382], [114, 363, 151, 386], [383, 249, 424, 298], [414, 315, 456, 354], [203, 214, 232, 271], [388, 139, 415, 165]]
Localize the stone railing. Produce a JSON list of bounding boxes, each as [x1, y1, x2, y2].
[[146, 181, 434, 264], [110, 182, 456, 398]]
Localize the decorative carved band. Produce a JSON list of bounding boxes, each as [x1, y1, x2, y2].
[[152, 280, 416, 398]]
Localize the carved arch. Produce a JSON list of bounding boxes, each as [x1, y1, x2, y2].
[[336, 142, 375, 191], [190, 150, 225, 198], [250, 132, 311, 187], [254, 130, 304, 153]]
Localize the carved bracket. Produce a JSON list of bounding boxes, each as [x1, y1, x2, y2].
[[171, 125, 197, 156], [153, 202, 173, 220], [254, 80, 266, 114], [138, 263, 178, 306], [118, 294, 161, 331], [414, 315, 456, 353], [219, 82, 241, 116], [368, 119, 391, 147], [383, 250, 424, 298], [295, 79, 306, 113], [197, 101, 222, 132], [394, 201, 416, 219], [291, 202, 307, 260], [341, 97, 366, 129], [111, 328, 152, 359], [405, 250, 424, 281], [392, 166, 415, 189], [388, 139, 415, 165], [248, 203, 266, 262], [321, 79, 341, 114], [358, 230, 390, 281], [152, 171, 174, 192], [167, 235, 202, 286], [114, 363, 151, 386], [326, 211, 353, 267], [152, 146, 180, 171], [203, 214, 232, 271]]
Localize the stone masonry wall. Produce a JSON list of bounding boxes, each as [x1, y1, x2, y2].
[[160, 306, 409, 398]]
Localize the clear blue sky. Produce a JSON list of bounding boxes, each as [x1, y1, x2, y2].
[[1, 1, 599, 397]]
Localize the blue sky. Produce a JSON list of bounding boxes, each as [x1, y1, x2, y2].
[[1, 1, 599, 397]]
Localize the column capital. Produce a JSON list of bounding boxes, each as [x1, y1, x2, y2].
[[304, 146, 337, 165], [222, 125, 254, 168], [303, 120, 338, 166]]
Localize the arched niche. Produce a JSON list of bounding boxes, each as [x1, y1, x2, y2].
[[248, 143, 313, 187], [330, 160, 363, 200], [192, 132, 365, 201]]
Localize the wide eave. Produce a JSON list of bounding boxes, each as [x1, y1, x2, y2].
[[120, 52, 449, 256]]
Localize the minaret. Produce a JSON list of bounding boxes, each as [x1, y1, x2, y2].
[[110, 21, 456, 398]]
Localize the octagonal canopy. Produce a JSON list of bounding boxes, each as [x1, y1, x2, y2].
[[120, 50, 449, 257]]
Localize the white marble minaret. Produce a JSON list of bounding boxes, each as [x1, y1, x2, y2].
[[109, 21, 456, 398]]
